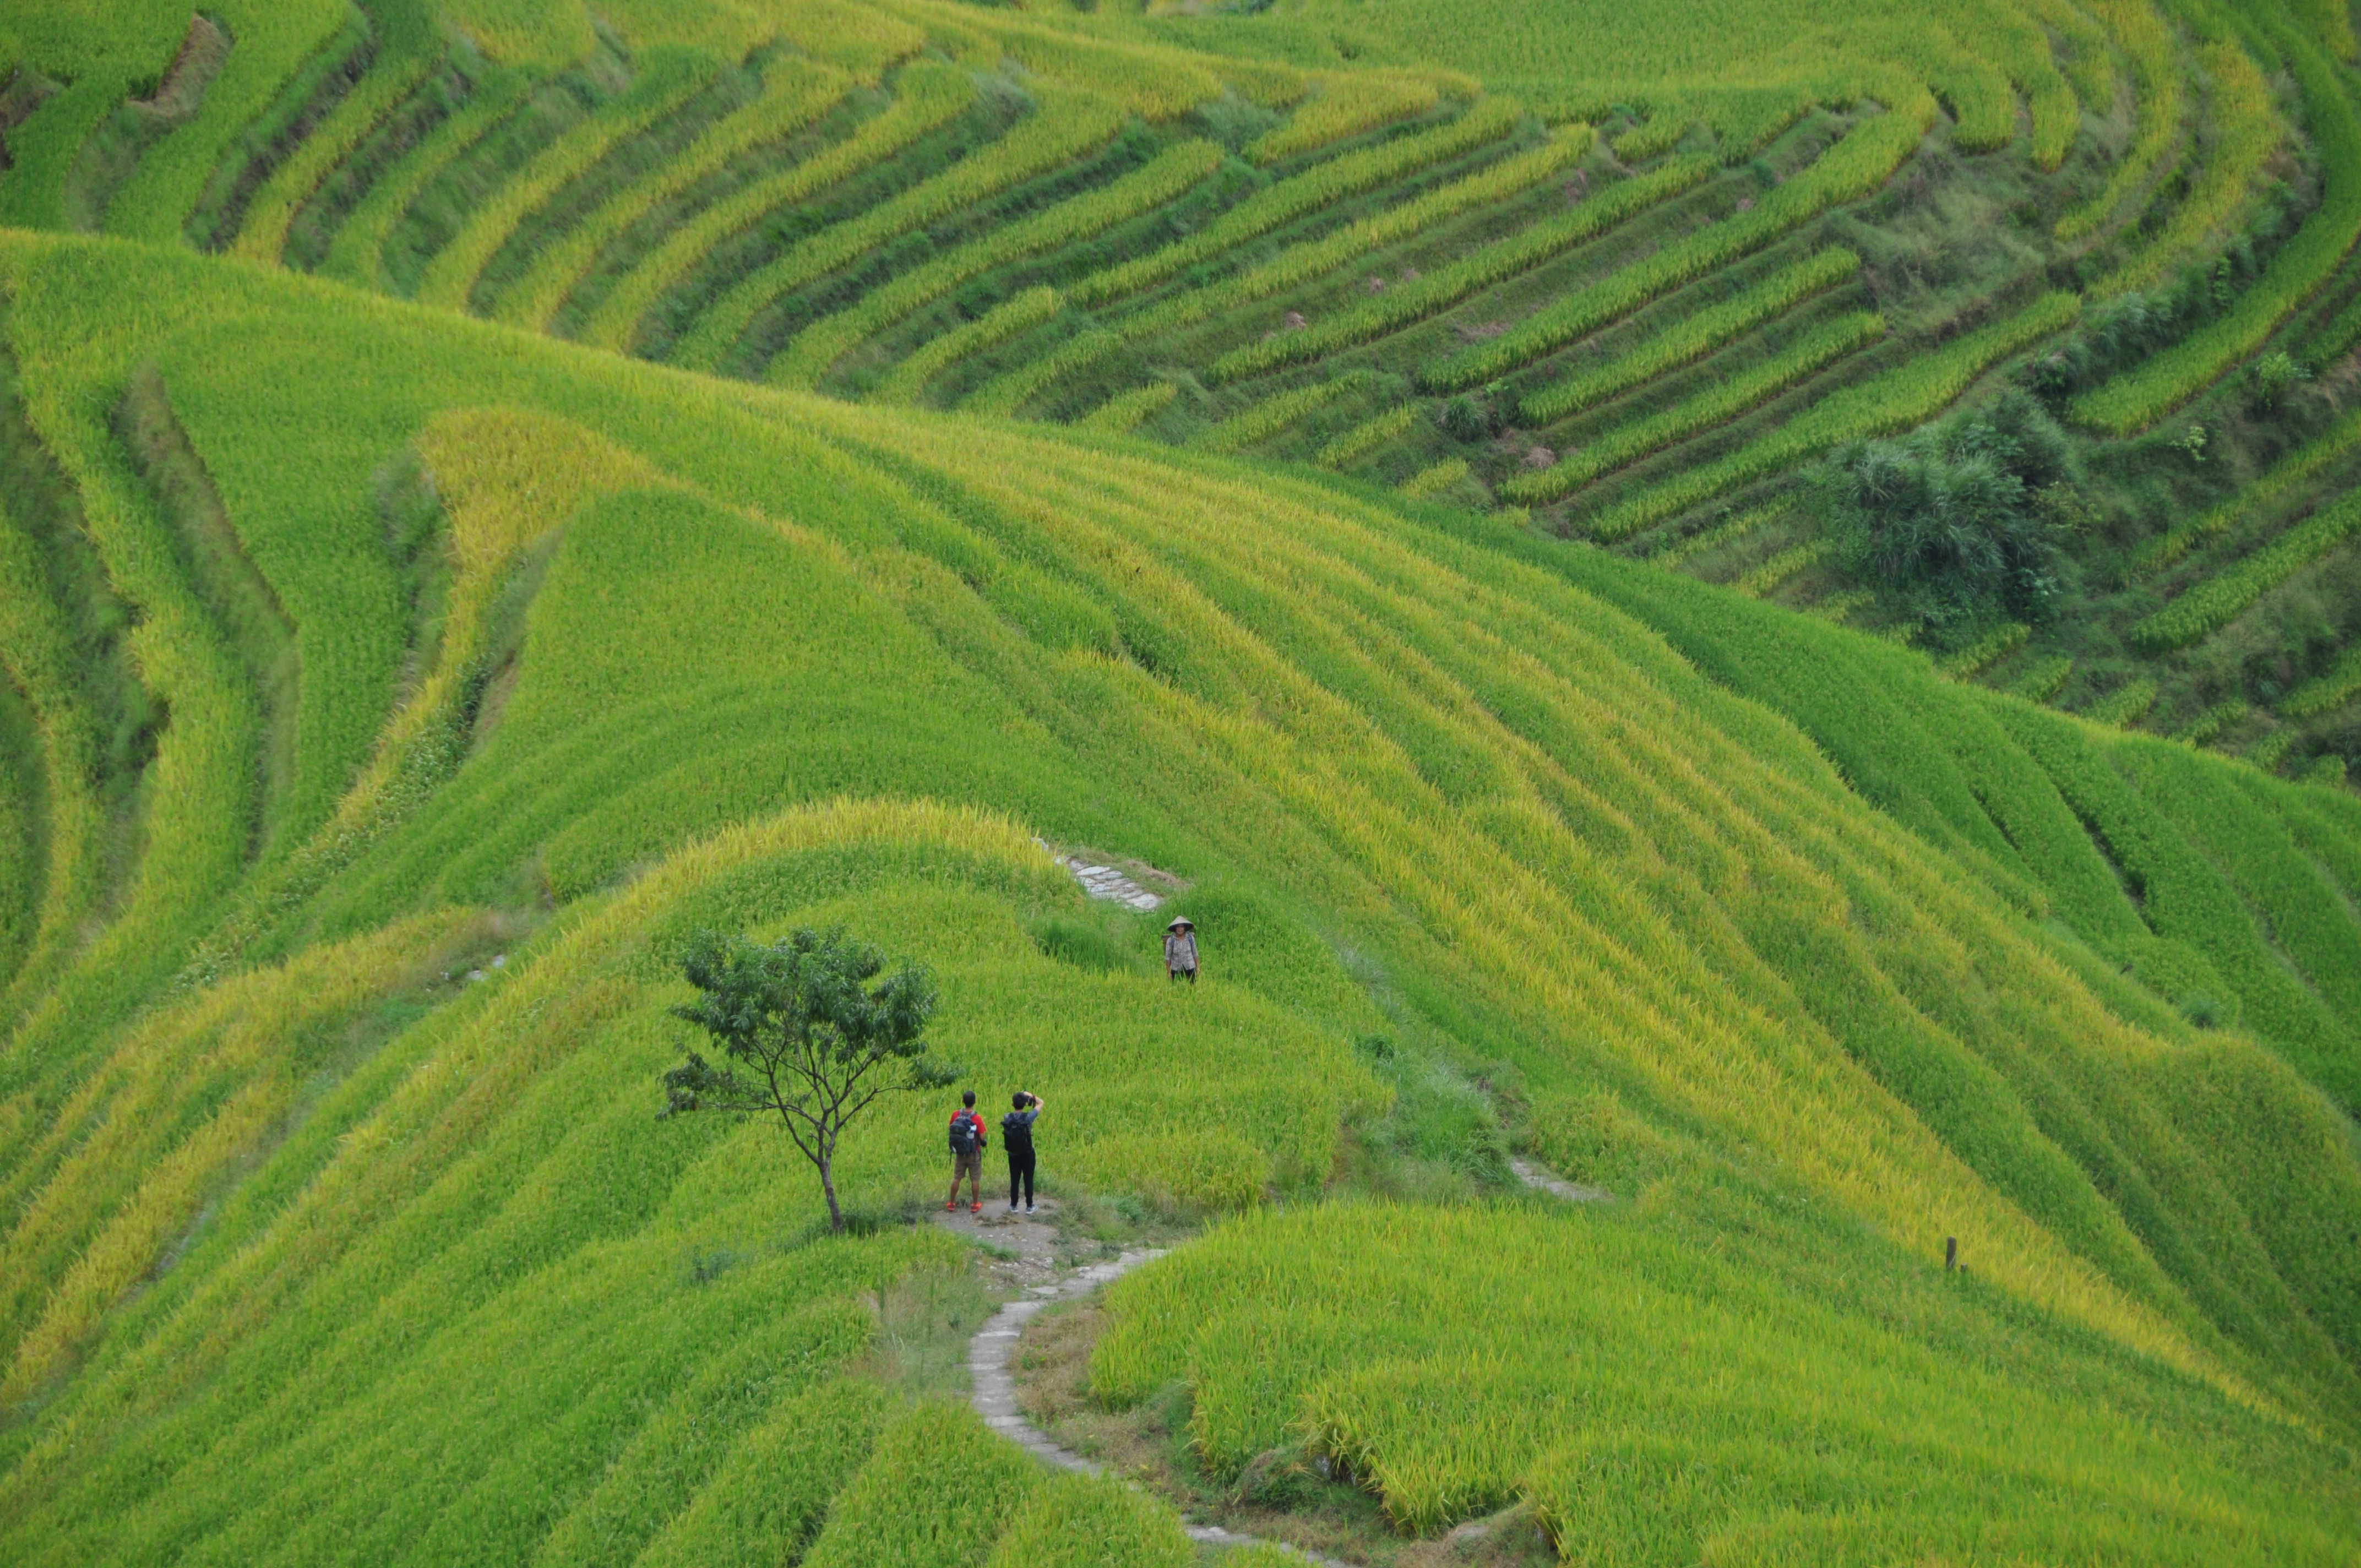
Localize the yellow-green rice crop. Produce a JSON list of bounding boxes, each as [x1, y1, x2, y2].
[[318, 70, 536, 288], [802, 1402, 1043, 1568], [1188, 375, 1366, 452], [1938, 619, 2031, 676], [7, 222, 2361, 1566], [2086, 676, 2160, 726], [1078, 382, 1179, 434], [1125, 123, 1591, 341], [1807, 585, 1876, 621], [2281, 646, 2361, 718], [1245, 70, 1443, 165], [1209, 155, 1715, 383], [769, 137, 1224, 388], [982, 1470, 1193, 1568], [869, 286, 1062, 403], [1428, 105, 1931, 390], [1316, 404, 1417, 469], [2097, 40, 2281, 296], [2007, 654, 2074, 701], [415, 47, 725, 310], [1650, 496, 1793, 565], [961, 326, 1122, 417], [672, 85, 1129, 372], [1070, 96, 1525, 308], [102, 0, 349, 243], [1731, 535, 1832, 596], [2137, 404, 2361, 572], [2072, 19, 2361, 433], [1397, 456, 1469, 498], [1095, 1204, 2354, 1549], [1518, 247, 1862, 424], [494, 55, 858, 331], [2054, 0, 2183, 243], [579, 57, 978, 354], [2131, 492, 2361, 650], [1503, 309, 1885, 502], [0, 493, 107, 1035], [229, 3, 447, 266]]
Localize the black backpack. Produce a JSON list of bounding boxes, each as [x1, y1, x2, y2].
[[949, 1109, 981, 1155], [1002, 1109, 1033, 1153]]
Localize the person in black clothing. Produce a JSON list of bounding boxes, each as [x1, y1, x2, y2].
[[1003, 1091, 1043, 1214]]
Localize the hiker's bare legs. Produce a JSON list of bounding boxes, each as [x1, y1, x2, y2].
[[947, 1150, 982, 1206]]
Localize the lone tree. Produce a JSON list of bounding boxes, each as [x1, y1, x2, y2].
[[660, 926, 949, 1233]]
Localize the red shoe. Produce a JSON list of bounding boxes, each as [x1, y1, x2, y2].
[[970, 1202, 982, 1213], [945, 1200, 957, 1211]]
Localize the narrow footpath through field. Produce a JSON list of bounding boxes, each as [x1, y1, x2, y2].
[[934, 1158, 1604, 1560]]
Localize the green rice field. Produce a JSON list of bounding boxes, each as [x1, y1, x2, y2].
[[4, 0, 2361, 1561]]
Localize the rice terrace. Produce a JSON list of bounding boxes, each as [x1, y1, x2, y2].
[[10, 0, 2361, 1560]]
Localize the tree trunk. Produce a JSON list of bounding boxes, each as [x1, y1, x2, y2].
[[819, 1146, 844, 1233]]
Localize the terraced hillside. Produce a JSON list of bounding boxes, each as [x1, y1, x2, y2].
[[6, 1, 2361, 1562], [2, 227, 2361, 1562], [11, 0, 2361, 773]]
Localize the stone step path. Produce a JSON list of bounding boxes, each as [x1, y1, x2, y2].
[[1511, 1156, 1612, 1204], [966, 1246, 1165, 1476], [1054, 853, 1167, 911]]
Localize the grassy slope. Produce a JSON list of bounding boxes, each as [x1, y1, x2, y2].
[[0, 234, 2355, 1555]]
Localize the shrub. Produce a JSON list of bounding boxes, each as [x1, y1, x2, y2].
[[1823, 389, 2074, 627], [1439, 394, 1497, 442]]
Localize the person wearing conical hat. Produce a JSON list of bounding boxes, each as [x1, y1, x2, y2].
[[1164, 916, 1198, 985]]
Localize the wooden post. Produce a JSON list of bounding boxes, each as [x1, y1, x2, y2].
[[1945, 1235, 1957, 1271]]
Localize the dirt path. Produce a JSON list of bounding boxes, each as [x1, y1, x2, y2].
[[934, 1155, 1600, 1562]]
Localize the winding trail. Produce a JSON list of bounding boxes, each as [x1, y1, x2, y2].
[[942, 1156, 1604, 1561]]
